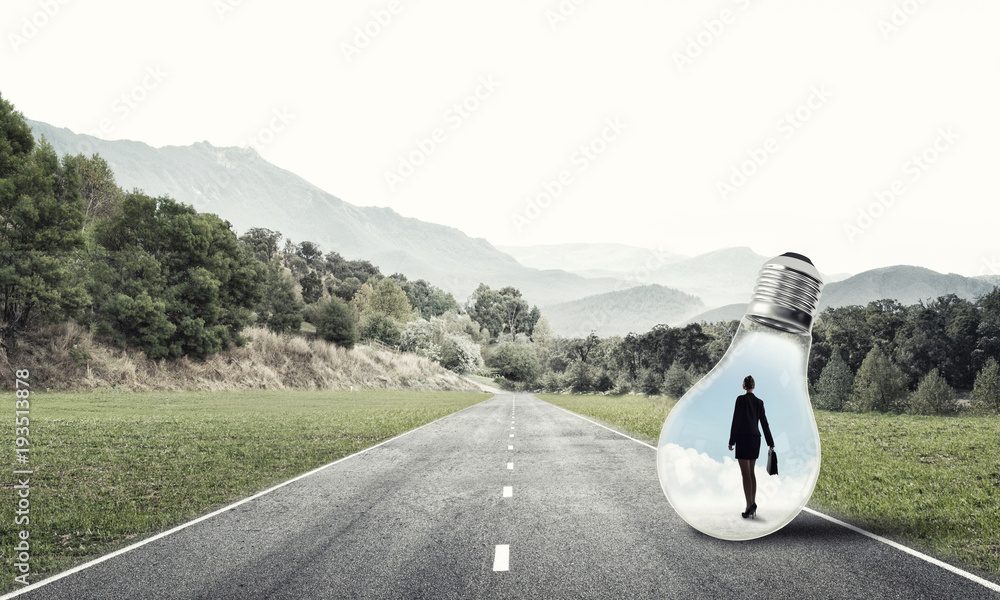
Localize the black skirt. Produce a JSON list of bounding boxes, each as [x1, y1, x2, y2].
[[735, 435, 762, 460]]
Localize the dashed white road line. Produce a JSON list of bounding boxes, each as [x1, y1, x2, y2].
[[503, 486, 513, 498], [493, 545, 510, 571], [508, 445, 513, 450], [507, 462, 514, 470]]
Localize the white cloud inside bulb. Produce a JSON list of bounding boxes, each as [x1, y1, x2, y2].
[[659, 443, 818, 514]]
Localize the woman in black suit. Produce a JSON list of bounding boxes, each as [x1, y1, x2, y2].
[[727, 375, 774, 519]]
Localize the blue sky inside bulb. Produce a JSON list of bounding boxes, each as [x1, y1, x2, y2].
[[657, 326, 821, 541]]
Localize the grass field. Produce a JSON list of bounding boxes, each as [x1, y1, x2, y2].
[[539, 393, 1000, 582], [0, 389, 485, 592]]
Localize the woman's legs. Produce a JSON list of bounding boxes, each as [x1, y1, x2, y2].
[[750, 462, 757, 507], [738, 459, 753, 511]]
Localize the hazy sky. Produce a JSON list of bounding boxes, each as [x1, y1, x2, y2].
[[3, 0, 998, 277]]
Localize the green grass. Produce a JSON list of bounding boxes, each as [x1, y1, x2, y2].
[[0, 389, 485, 592], [539, 393, 1000, 581]]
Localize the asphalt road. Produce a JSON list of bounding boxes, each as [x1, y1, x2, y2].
[[11, 393, 1000, 599]]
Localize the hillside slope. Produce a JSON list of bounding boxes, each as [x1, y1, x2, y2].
[[542, 284, 704, 337], [29, 120, 626, 307]]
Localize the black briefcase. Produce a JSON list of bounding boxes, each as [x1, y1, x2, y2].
[[766, 447, 778, 476]]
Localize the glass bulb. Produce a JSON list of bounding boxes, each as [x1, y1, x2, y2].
[[656, 253, 824, 540]]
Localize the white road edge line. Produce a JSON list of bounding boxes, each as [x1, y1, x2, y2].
[[0, 395, 496, 600], [541, 397, 1000, 594], [493, 544, 510, 571]]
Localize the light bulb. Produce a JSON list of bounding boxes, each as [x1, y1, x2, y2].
[[656, 252, 824, 540]]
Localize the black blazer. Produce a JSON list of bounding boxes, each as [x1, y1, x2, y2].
[[728, 392, 774, 448]]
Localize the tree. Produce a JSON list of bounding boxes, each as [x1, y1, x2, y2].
[[466, 283, 539, 341], [0, 96, 89, 357], [354, 277, 412, 323], [906, 368, 958, 415], [314, 296, 358, 348], [487, 343, 540, 382], [851, 345, 909, 413], [299, 271, 323, 304], [296, 240, 324, 268], [662, 361, 694, 399], [638, 368, 663, 396], [62, 153, 125, 229], [239, 227, 282, 263], [970, 357, 1000, 415], [566, 360, 593, 393], [814, 346, 852, 411], [90, 192, 262, 359], [254, 260, 302, 334]]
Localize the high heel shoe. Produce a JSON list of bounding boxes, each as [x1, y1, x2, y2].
[[748, 503, 757, 519], [741, 507, 751, 519]]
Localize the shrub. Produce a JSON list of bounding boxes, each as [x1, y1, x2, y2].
[[906, 368, 958, 415], [439, 334, 483, 374], [970, 357, 1000, 414], [486, 343, 540, 383], [314, 297, 358, 349], [359, 312, 402, 347]]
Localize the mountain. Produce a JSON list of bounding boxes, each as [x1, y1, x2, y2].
[[541, 284, 704, 337], [818, 266, 997, 309], [684, 304, 745, 326], [28, 120, 628, 307], [498, 243, 688, 279], [683, 266, 998, 327]]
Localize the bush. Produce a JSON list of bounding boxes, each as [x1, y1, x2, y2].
[[814, 346, 853, 411], [439, 333, 483, 374], [486, 343, 540, 383], [314, 297, 358, 349], [398, 319, 441, 361], [359, 312, 402, 346], [593, 371, 615, 393], [906, 368, 958, 415], [970, 357, 1000, 414], [541, 370, 564, 393]]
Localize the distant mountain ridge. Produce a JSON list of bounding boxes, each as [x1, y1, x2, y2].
[[542, 284, 704, 337], [681, 265, 999, 326], [28, 120, 629, 307]]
